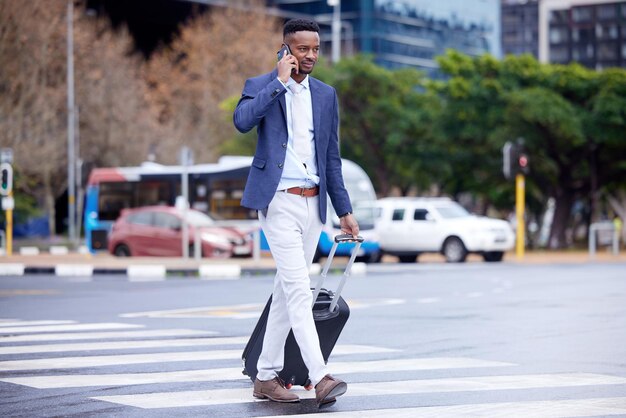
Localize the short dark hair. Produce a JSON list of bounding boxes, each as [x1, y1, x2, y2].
[[283, 19, 320, 38]]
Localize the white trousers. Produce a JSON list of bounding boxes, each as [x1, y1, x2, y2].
[[257, 191, 327, 386]]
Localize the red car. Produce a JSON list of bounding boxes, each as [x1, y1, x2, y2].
[[107, 206, 252, 258]]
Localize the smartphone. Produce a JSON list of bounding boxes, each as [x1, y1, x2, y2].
[[277, 44, 291, 61]]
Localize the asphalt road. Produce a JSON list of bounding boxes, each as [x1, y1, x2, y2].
[[1, 262, 625, 417]]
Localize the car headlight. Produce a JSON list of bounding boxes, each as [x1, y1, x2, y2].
[[201, 233, 231, 246]]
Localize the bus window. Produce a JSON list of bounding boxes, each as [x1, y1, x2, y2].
[[137, 181, 171, 207], [99, 182, 134, 221], [208, 178, 250, 220]]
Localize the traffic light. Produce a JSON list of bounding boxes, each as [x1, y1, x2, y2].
[[502, 141, 530, 179], [502, 141, 515, 180], [0, 163, 12, 196], [517, 150, 530, 175]]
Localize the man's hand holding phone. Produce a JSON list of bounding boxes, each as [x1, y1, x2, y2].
[[277, 44, 298, 83]]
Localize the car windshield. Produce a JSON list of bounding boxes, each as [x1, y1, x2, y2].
[[184, 211, 215, 227], [434, 204, 470, 219]]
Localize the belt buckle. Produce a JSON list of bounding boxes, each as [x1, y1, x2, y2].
[[300, 187, 305, 197]]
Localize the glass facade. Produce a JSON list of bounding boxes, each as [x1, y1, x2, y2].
[[266, 0, 500, 76], [502, 0, 539, 58]]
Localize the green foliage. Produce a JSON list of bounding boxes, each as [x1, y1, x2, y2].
[[315, 54, 436, 195], [218, 95, 256, 156], [218, 51, 626, 247]]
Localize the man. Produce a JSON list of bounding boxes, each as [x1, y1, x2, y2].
[[233, 18, 359, 408]]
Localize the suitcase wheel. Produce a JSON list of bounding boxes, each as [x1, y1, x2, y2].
[[286, 375, 296, 389], [304, 378, 313, 390]]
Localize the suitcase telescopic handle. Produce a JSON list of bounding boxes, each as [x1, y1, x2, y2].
[[334, 234, 365, 243], [312, 234, 363, 311]]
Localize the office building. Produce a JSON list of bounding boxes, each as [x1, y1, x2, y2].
[[501, 0, 539, 58], [267, 0, 501, 76], [539, 0, 626, 69]]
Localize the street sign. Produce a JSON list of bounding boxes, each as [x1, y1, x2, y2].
[[1, 196, 14, 210]]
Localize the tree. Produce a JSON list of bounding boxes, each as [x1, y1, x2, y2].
[[315, 55, 437, 196], [144, 0, 279, 164], [434, 51, 626, 248]]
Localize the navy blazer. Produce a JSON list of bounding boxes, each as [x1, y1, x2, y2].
[[233, 70, 352, 224]]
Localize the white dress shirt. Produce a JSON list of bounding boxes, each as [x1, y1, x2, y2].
[[276, 75, 319, 191]]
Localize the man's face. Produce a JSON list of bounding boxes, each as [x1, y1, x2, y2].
[[285, 30, 320, 75]]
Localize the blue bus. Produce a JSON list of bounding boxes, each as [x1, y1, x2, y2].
[[84, 157, 380, 262]]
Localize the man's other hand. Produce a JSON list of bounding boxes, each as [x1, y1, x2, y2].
[[340, 213, 359, 238]]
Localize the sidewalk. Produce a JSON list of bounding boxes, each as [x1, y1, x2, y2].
[[1, 248, 624, 278]]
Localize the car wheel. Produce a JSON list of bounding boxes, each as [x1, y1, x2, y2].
[[113, 244, 131, 257], [398, 254, 417, 263], [442, 237, 467, 263], [483, 251, 504, 262]]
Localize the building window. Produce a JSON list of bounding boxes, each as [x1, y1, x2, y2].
[[550, 27, 568, 44], [550, 46, 569, 62], [596, 24, 618, 40], [550, 9, 569, 24], [572, 27, 594, 43], [572, 7, 593, 23], [598, 43, 617, 60], [573, 44, 594, 61], [597, 4, 616, 20]]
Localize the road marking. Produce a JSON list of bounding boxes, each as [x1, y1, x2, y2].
[[0, 357, 513, 389], [417, 297, 440, 304], [0, 323, 144, 334], [263, 397, 626, 418], [90, 373, 626, 409], [0, 329, 216, 343], [0, 320, 76, 328], [120, 303, 264, 318], [0, 344, 396, 371], [466, 292, 483, 298], [120, 299, 406, 319], [0, 289, 60, 296], [0, 337, 251, 355]]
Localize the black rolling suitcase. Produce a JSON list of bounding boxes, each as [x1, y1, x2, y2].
[[242, 234, 364, 388]]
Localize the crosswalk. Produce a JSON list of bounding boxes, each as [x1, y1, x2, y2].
[[1, 319, 626, 416]]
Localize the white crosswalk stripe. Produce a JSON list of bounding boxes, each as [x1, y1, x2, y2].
[[0, 328, 216, 343], [1, 318, 626, 417], [0, 357, 514, 389], [0, 322, 143, 334], [0, 345, 396, 371], [263, 398, 626, 418], [0, 320, 77, 327], [91, 373, 626, 409]]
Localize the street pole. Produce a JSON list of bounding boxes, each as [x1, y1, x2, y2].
[[328, 0, 341, 63], [516, 174, 525, 259], [67, 0, 76, 246]]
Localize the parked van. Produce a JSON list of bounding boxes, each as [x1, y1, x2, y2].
[[373, 197, 515, 263]]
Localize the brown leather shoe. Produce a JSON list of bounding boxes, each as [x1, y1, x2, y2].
[[315, 374, 347, 408], [253, 377, 300, 403]]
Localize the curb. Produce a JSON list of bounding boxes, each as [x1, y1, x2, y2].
[[0, 263, 369, 279]]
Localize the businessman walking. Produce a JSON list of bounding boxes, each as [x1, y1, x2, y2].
[[233, 18, 359, 408]]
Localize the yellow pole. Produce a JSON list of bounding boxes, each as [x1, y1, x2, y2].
[[6, 191, 12, 256], [516, 174, 525, 259]]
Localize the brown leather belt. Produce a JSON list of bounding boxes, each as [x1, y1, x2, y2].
[[284, 186, 319, 197]]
